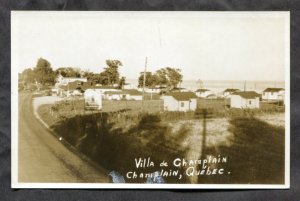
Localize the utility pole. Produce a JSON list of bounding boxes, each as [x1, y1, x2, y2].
[[142, 57, 147, 112]]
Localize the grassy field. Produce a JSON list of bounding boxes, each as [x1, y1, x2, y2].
[[40, 97, 285, 124], [36, 95, 286, 184]]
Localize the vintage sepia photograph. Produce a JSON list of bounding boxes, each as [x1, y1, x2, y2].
[[11, 11, 290, 188]]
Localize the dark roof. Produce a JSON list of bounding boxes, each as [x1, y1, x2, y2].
[[165, 92, 197, 101], [123, 89, 143, 96], [59, 81, 100, 91], [58, 74, 87, 79], [195, 89, 210, 92], [263, 88, 284, 92], [224, 88, 240, 92], [232, 91, 260, 99], [171, 87, 186, 90]]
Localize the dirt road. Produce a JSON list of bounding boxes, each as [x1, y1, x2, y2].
[[18, 93, 108, 183]]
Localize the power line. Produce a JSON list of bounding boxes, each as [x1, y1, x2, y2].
[[142, 57, 147, 111]]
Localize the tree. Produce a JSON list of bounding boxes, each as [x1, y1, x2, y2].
[[98, 73, 109, 84], [34, 58, 55, 85], [55, 67, 81, 77], [138, 72, 157, 88], [82, 70, 95, 81], [154, 67, 183, 89], [101, 59, 122, 85], [118, 76, 126, 89], [20, 68, 35, 84]]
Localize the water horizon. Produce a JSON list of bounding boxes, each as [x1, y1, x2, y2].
[[126, 79, 285, 94]]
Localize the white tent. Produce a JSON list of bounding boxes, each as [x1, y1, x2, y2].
[[84, 89, 102, 110]]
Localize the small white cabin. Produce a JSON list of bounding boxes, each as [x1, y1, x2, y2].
[[56, 74, 87, 85], [125, 90, 143, 100], [138, 86, 167, 94], [229, 91, 260, 109], [161, 92, 198, 112], [93, 86, 119, 94], [84, 89, 102, 110], [262, 88, 285, 102], [104, 91, 130, 100]]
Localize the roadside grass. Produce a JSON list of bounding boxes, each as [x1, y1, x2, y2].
[[50, 112, 189, 183]]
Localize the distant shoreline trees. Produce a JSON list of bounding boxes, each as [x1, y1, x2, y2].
[[138, 67, 183, 90], [20, 58, 55, 86], [20, 58, 125, 87], [99, 60, 123, 86], [20, 58, 182, 91], [55, 67, 82, 78]]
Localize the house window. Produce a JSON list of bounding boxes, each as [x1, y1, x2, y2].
[[271, 92, 273, 95], [181, 102, 185, 107], [249, 100, 252, 105]]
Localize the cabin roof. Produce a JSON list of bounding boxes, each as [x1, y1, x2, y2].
[[195, 89, 210, 92], [263, 88, 284, 92], [232, 91, 260, 99], [224, 88, 240, 92], [59, 81, 116, 91], [164, 92, 197, 101]]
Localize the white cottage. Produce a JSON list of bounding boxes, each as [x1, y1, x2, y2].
[[104, 91, 130, 100], [56, 74, 87, 85], [84, 89, 102, 110], [93, 86, 119, 94], [262, 88, 285, 102], [54, 75, 87, 94], [161, 92, 198, 112], [124, 89, 143, 100], [229, 91, 260, 109], [138, 86, 167, 94]]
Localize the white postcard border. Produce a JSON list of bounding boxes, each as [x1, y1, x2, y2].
[[11, 11, 290, 189]]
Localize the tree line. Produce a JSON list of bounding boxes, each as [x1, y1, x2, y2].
[[20, 57, 183, 90], [138, 68, 182, 90]]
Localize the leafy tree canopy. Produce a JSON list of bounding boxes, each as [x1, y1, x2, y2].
[[101, 59, 123, 85], [33, 58, 55, 85], [55, 67, 82, 78], [118, 76, 126, 89], [138, 67, 183, 89], [155, 67, 182, 89], [20, 68, 35, 84], [138, 72, 158, 88]]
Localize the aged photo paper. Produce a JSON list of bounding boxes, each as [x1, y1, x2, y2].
[[11, 11, 290, 189]]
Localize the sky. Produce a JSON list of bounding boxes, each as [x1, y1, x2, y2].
[[12, 11, 289, 81]]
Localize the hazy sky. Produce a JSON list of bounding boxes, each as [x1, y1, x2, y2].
[[12, 12, 289, 81]]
